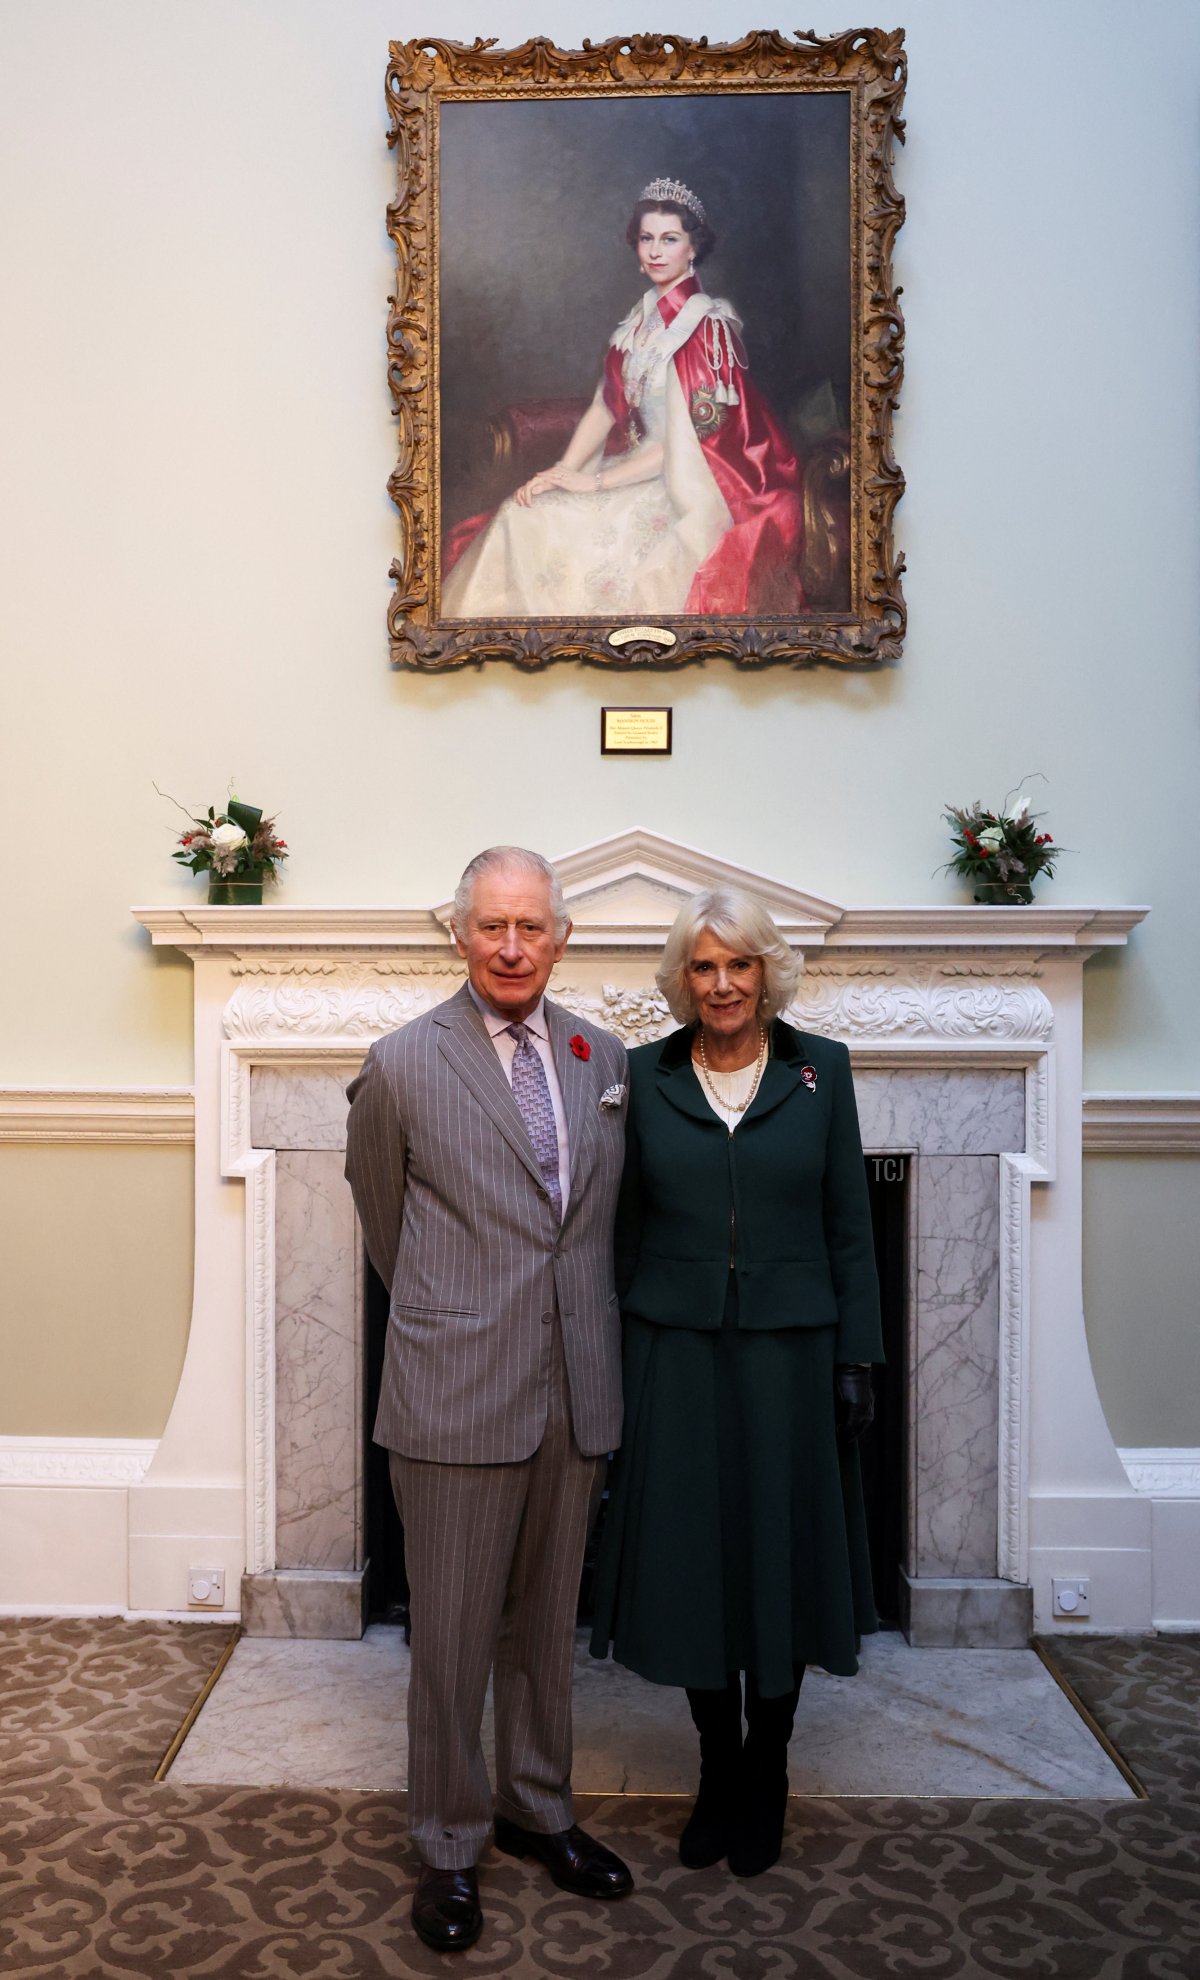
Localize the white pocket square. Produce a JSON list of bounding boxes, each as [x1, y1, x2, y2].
[[599, 1084, 627, 1110]]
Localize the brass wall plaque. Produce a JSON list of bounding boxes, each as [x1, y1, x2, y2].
[[601, 707, 673, 755]]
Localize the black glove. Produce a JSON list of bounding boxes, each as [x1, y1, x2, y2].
[[834, 1364, 874, 1443]]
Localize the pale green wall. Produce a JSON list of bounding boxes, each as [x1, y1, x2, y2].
[[1083, 1156, 1200, 1448], [1, 1, 1198, 1439], [0, 1146, 194, 1437], [0, 0, 1197, 1086]]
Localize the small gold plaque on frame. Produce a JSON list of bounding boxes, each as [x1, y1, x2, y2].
[[601, 707, 673, 756]]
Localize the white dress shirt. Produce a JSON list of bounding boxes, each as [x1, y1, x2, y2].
[[468, 983, 571, 1213]]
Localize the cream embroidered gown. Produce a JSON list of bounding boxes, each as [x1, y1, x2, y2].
[[441, 290, 736, 620]]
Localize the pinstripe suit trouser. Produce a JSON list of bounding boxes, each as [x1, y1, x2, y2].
[[389, 1319, 604, 1869]]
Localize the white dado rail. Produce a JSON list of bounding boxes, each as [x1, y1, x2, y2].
[[131, 829, 1149, 1642]]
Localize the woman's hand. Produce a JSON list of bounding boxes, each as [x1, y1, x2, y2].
[[833, 1365, 874, 1443], [514, 463, 605, 507]]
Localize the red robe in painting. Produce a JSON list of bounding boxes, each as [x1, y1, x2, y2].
[[599, 275, 806, 615]]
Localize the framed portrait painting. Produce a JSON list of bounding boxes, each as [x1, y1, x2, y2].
[[385, 29, 906, 671]]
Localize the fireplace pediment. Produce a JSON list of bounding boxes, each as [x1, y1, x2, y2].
[[433, 828, 843, 948]]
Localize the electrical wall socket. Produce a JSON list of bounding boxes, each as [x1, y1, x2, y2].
[[1051, 1576, 1090, 1619], [188, 1568, 226, 1608]]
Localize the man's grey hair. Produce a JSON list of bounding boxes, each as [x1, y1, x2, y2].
[[452, 846, 570, 941], [656, 886, 802, 1026]]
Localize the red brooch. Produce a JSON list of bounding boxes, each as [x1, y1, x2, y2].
[[569, 1034, 591, 1061], [800, 1063, 818, 1091]]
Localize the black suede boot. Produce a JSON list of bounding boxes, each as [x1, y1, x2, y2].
[[679, 1675, 743, 1868], [728, 1668, 804, 1877]]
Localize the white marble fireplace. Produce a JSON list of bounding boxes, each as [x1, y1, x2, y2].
[[132, 830, 1148, 1643]]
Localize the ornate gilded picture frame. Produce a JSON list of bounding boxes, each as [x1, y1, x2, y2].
[[386, 29, 905, 672]]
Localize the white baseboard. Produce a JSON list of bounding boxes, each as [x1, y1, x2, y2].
[[0, 1604, 241, 1623], [4, 1441, 1196, 1630], [0, 1443, 246, 1614], [1029, 1479, 1200, 1630], [0, 1603, 125, 1618], [1, 1479, 136, 1609], [1147, 1499, 1200, 1629]]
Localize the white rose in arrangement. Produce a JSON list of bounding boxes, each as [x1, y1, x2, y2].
[[210, 821, 248, 854], [978, 825, 1004, 849]]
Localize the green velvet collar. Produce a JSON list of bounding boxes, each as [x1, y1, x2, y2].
[[654, 1018, 807, 1127]]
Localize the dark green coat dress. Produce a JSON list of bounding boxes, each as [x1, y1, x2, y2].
[[589, 1019, 883, 1694]]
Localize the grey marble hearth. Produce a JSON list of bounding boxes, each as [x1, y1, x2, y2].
[[169, 1628, 1132, 1801], [242, 1060, 1032, 1647]]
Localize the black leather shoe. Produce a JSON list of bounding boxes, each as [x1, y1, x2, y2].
[[494, 1816, 633, 1898], [411, 1863, 483, 1952]]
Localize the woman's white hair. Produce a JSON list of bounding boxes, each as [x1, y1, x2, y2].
[[656, 886, 802, 1026], [452, 846, 570, 941]]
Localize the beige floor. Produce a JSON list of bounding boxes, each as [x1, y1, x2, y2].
[[168, 1626, 1134, 1800]]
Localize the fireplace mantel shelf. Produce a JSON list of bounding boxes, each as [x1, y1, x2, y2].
[[132, 901, 1148, 958]]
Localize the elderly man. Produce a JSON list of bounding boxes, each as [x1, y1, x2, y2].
[[345, 846, 631, 1953]]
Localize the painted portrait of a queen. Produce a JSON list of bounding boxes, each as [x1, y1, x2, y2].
[[434, 85, 856, 629], [442, 176, 809, 620]]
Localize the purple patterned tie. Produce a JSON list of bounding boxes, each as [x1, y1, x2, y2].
[[507, 1024, 562, 1217]]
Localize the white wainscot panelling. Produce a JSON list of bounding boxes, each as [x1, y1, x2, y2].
[[0, 1439, 156, 1615]]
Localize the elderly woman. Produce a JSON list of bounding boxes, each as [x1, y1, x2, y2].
[[589, 887, 881, 1876]]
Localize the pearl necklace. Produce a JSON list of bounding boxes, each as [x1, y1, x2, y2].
[[695, 1022, 768, 1115]]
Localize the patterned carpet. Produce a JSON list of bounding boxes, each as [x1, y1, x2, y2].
[[2, 1619, 1198, 1978]]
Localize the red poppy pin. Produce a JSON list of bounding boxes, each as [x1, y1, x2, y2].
[[569, 1034, 591, 1061], [800, 1063, 818, 1091]]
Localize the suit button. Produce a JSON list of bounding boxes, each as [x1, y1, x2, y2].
[[541, 1312, 554, 1326]]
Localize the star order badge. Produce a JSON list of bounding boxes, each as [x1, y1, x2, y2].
[[689, 383, 729, 438]]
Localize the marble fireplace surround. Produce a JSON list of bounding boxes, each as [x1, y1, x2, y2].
[[132, 829, 1148, 1644]]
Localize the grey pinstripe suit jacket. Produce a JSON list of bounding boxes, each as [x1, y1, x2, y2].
[[345, 984, 628, 1463]]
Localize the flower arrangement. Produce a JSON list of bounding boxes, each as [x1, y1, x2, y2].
[[160, 788, 287, 903], [942, 785, 1062, 904]]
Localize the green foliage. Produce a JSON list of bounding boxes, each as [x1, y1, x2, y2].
[[163, 792, 289, 883], [941, 786, 1065, 901]]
